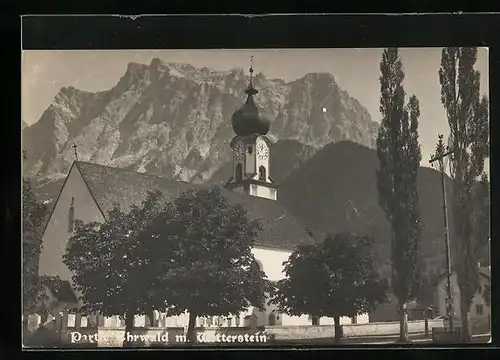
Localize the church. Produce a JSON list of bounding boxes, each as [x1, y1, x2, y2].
[[37, 64, 369, 331]]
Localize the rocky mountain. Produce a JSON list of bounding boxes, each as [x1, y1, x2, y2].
[[22, 58, 378, 185]]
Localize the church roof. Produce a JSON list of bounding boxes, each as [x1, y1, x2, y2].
[[432, 267, 491, 286], [74, 161, 314, 250]]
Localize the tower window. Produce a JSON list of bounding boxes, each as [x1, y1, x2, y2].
[[259, 166, 266, 181], [235, 163, 243, 182], [68, 197, 75, 232], [248, 146, 253, 154]]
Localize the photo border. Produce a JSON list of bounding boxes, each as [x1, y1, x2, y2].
[[14, 13, 499, 358]]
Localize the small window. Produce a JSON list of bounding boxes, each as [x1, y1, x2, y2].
[[259, 166, 266, 181], [235, 316, 240, 327], [476, 304, 484, 315], [248, 146, 253, 154], [227, 317, 232, 327], [68, 197, 75, 232], [351, 316, 357, 324]]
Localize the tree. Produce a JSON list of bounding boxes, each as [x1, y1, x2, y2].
[[439, 47, 490, 341], [64, 190, 177, 347], [483, 284, 491, 308], [271, 233, 388, 343], [377, 48, 424, 342], [152, 187, 268, 344], [471, 174, 490, 263], [23, 179, 47, 315], [23, 177, 66, 341]]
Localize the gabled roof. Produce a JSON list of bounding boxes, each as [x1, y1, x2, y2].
[[74, 161, 315, 250], [432, 267, 491, 286]]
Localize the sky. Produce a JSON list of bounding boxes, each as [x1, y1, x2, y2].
[[22, 48, 489, 167]]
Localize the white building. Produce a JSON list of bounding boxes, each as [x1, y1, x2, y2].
[[433, 267, 491, 333], [37, 66, 368, 329]]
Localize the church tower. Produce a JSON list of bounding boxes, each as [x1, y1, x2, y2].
[[225, 59, 277, 201]]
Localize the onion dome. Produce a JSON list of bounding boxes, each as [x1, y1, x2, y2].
[[231, 60, 270, 136]]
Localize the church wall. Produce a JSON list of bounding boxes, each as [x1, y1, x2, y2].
[[252, 246, 292, 281], [251, 246, 368, 326], [38, 165, 105, 282]]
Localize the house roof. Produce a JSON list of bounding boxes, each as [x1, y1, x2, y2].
[[432, 267, 491, 286], [74, 161, 315, 250]]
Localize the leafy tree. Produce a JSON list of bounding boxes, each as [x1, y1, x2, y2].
[[64, 190, 177, 347], [23, 179, 47, 315], [377, 48, 424, 342], [271, 233, 388, 343], [23, 177, 65, 330], [439, 47, 490, 341], [471, 174, 490, 263], [483, 284, 490, 307], [153, 187, 268, 344]]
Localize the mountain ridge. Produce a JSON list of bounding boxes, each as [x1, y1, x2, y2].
[[22, 58, 378, 185]]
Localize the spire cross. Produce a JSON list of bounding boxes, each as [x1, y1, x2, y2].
[[245, 56, 258, 96], [72, 143, 79, 161], [249, 56, 255, 84]]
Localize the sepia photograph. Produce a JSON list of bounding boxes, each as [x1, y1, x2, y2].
[[21, 47, 490, 348]]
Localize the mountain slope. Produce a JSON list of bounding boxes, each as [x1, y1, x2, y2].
[[22, 58, 378, 185], [278, 140, 457, 278]]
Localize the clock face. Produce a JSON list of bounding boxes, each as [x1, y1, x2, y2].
[[234, 142, 245, 160], [257, 141, 269, 160]]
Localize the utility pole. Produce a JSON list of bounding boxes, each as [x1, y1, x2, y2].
[[429, 134, 454, 334]]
